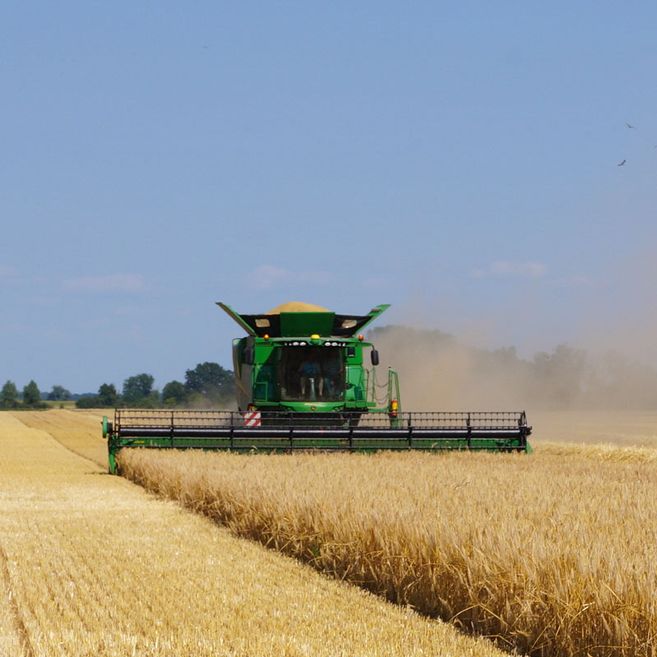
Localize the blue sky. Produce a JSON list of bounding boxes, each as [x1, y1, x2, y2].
[[2, 2, 656, 392]]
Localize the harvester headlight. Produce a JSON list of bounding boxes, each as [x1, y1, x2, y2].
[[293, 341, 299, 346]]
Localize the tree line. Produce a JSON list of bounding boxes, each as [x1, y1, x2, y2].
[[0, 362, 235, 410], [0, 380, 49, 409]]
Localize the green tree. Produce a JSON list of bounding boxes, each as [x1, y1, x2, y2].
[[98, 383, 119, 407], [184, 362, 234, 402], [141, 390, 161, 409], [48, 385, 71, 401], [122, 373, 155, 406], [22, 380, 42, 406], [1, 380, 19, 408], [162, 380, 187, 406]]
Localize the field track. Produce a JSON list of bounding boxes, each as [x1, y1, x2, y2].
[[1, 410, 507, 657]]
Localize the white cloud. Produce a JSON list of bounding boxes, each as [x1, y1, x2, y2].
[[247, 265, 333, 290], [64, 273, 147, 293], [472, 260, 547, 279]]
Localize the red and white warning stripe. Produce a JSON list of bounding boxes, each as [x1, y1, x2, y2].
[[243, 410, 261, 427]]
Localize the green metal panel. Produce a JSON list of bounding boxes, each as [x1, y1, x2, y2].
[[279, 312, 335, 337], [356, 304, 391, 332], [345, 365, 365, 402], [253, 341, 276, 402], [217, 303, 257, 336], [253, 340, 275, 363], [255, 400, 347, 413]]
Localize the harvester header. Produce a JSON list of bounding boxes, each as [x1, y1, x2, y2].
[[102, 301, 532, 473]]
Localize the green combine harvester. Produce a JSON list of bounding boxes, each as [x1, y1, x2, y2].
[[102, 302, 532, 473]]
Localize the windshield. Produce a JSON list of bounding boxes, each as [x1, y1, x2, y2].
[[279, 346, 344, 401]]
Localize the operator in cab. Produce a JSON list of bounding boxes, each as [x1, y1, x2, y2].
[[298, 358, 323, 400]]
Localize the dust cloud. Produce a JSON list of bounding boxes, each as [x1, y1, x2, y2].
[[369, 325, 657, 412]]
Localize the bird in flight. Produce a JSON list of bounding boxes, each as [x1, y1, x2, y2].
[[625, 122, 637, 129], [617, 159, 627, 166]]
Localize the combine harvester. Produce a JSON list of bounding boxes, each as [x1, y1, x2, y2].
[[103, 302, 532, 473]]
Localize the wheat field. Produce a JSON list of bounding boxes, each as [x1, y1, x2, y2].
[[0, 410, 508, 657], [119, 441, 657, 657]]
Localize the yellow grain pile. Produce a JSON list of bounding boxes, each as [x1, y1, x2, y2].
[[267, 301, 329, 313], [0, 412, 506, 657], [119, 446, 657, 657]]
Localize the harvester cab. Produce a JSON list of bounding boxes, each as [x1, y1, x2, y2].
[[102, 302, 532, 474], [218, 302, 398, 421]]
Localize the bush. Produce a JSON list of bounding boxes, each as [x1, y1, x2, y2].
[[75, 396, 100, 409]]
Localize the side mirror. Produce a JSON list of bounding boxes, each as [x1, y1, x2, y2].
[[244, 347, 254, 365], [371, 349, 380, 366]]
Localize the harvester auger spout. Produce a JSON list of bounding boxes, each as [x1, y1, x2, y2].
[[102, 302, 532, 474]]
